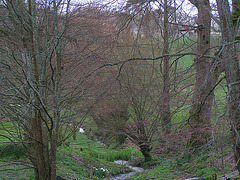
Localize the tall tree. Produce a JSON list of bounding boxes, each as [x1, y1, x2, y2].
[[216, 0, 240, 172], [187, 0, 216, 147], [161, 0, 171, 134], [0, 1, 98, 179]]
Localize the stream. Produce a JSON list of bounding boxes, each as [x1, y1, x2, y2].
[[109, 160, 144, 180]]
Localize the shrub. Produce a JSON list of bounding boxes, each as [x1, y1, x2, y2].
[[0, 143, 25, 159]]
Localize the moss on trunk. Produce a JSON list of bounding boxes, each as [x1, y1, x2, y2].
[[140, 144, 152, 162]]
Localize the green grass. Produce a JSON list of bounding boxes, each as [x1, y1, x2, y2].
[[0, 159, 34, 179], [130, 146, 233, 180], [0, 130, 142, 179], [0, 121, 18, 143], [130, 159, 179, 180], [55, 133, 138, 179], [0, 143, 25, 159], [0, 141, 233, 180]]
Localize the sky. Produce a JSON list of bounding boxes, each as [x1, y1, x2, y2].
[[71, 0, 198, 16]]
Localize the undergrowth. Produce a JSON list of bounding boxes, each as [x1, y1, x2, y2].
[[130, 144, 234, 180], [0, 132, 141, 179], [0, 122, 235, 180]]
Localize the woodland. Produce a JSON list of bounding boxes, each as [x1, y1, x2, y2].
[[0, 0, 240, 179]]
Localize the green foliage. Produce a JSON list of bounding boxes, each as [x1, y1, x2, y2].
[[56, 153, 87, 179], [130, 161, 178, 180], [0, 122, 17, 143], [0, 144, 25, 159], [176, 152, 192, 167], [232, 2, 240, 27], [94, 168, 107, 179], [195, 154, 210, 163], [223, 163, 231, 171], [89, 148, 133, 161], [195, 165, 217, 179], [130, 143, 235, 180], [0, 131, 139, 179], [0, 160, 34, 179], [67, 134, 135, 162]]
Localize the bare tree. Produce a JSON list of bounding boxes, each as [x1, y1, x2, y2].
[[0, 1, 100, 179], [215, 0, 240, 172], [118, 0, 176, 135], [111, 60, 164, 161], [161, 0, 171, 134], [187, 0, 218, 147]]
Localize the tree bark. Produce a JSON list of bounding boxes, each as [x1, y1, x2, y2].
[[216, 0, 240, 172], [161, 0, 171, 134], [139, 144, 152, 161], [187, 0, 215, 147], [28, 1, 49, 179], [1, 0, 81, 179]]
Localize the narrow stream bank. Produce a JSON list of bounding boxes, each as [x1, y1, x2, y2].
[[109, 160, 144, 180]]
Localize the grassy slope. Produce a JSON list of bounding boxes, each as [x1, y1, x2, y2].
[[0, 132, 234, 180], [0, 130, 143, 180], [130, 145, 234, 180]]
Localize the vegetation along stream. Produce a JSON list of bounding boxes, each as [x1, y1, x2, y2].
[[110, 160, 144, 180]]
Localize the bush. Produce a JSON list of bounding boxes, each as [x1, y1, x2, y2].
[[0, 143, 25, 159], [90, 148, 133, 162], [195, 154, 210, 163]]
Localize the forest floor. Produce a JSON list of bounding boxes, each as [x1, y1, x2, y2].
[[0, 131, 237, 180]]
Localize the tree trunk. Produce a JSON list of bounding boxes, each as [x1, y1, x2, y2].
[[139, 144, 152, 161], [137, 119, 152, 161], [73, 121, 77, 140], [27, 0, 49, 179], [161, 0, 171, 134], [50, 132, 58, 180], [32, 112, 49, 180], [117, 134, 127, 145], [3, 0, 69, 179], [187, 0, 215, 147], [216, 0, 240, 172], [232, 0, 240, 29]]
